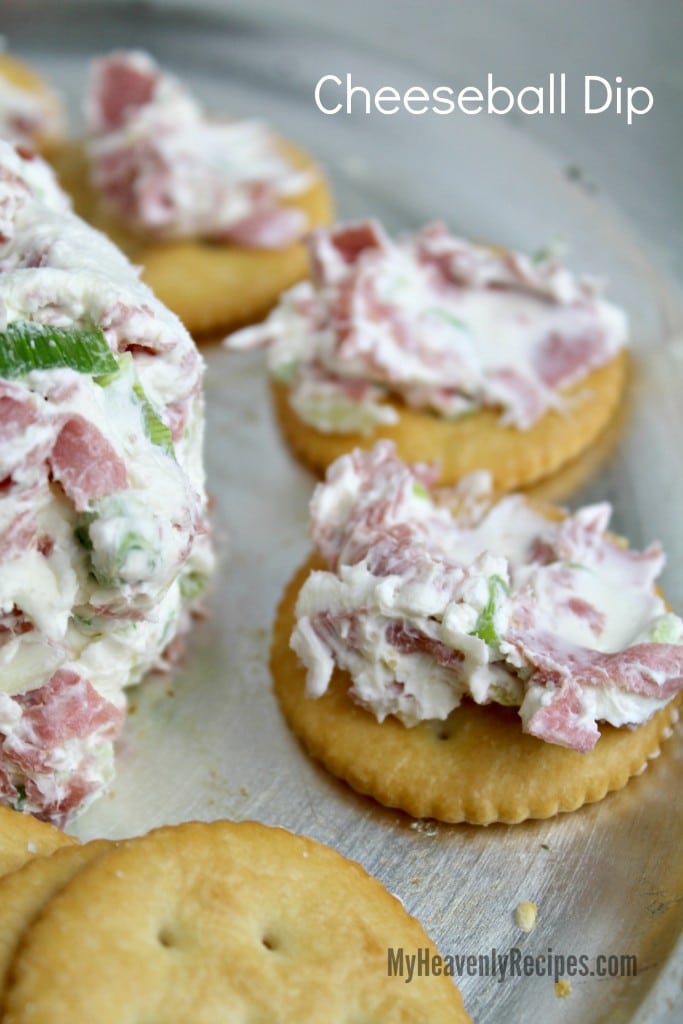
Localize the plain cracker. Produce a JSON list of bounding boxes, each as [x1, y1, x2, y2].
[[0, 840, 111, 994], [51, 138, 334, 337], [271, 556, 681, 825], [0, 807, 76, 877], [1, 819, 470, 1023], [270, 349, 628, 490]]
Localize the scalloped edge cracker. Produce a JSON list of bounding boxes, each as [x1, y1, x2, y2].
[[51, 138, 334, 338], [270, 349, 628, 490], [272, 556, 681, 825], [0, 840, 112, 994], [1, 820, 470, 1023], [0, 807, 77, 878]]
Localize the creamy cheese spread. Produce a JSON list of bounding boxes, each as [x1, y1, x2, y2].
[[0, 141, 213, 822], [228, 220, 628, 431], [291, 443, 683, 751], [0, 65, 61, 147], [84, 50, 312, 246]]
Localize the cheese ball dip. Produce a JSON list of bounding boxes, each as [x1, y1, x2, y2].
[[0, 142, 213, 824], [290, 443, 683, 752], [229, 220, 628, 488], [0, 53, 63, 150], [84, 50, 314, 247]]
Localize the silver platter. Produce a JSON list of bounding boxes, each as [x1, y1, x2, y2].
[[6, 4, 683, 1021]]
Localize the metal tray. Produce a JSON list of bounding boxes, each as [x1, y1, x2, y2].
[[6, 4, 683, 1021]]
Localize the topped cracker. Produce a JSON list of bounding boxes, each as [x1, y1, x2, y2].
[[228, 219, 627, 488], [51, 50, 334, 337], [270, 443, 683, 822], [273, 555, 681, 824], [0, 53, 63, 151]]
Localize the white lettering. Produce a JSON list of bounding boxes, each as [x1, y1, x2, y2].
[[487, 74, 515, 115], [314, 74, 342, 115], [374, 85, 401, 115], [346, 73, 371, 114], [626, 85, 653, 124], [403, 85, 430, 115], [585, 75, 612, 114], [517, 85, 544, 115], [457, 86, 483, 115], [432, 85, 455, 115]]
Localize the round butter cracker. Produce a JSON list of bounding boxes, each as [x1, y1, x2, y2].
[[0, 53, 62, 152], [1, 819, 470, 1023], [270, 348, 628, 490], [51, 138, 334, 338], [272, 556, 681, 825], [0, 840, 112, 996], [0, 807, 77, 878]]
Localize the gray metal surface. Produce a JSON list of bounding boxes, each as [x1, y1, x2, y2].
[[6, 4, 682, 1021]]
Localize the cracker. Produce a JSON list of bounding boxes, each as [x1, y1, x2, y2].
[[51, 138, 334, 338], [0, 840, 111, 994], [0, 807, 77, 877], [271, 556, 681, 825], [0, 54, 62, 152], [270, 349, 628, 490], [1, 819, 470, 1023]]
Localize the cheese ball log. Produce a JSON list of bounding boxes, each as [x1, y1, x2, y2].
[[0, 142, 213, 824]]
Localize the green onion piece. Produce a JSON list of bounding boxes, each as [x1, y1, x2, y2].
[[94, 352, 134, 388], [92, 529, 159, 588], [74, 513, 95, 552], [649, 614, 683, 644], [429, 309, 469, 331], [179, 570, 207, 602], [472, 575, 510, 646], [412, 482, 430, 500], [132, 381, 175, 457], [272, 360, 299, 383], [531, 246, 553, 264], [0, 322, 118, 379]]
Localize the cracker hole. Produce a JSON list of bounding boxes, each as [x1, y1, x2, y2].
[[261, 932, 280, 952], [428, 721, 451, 741], [157, 926, 177, 949]]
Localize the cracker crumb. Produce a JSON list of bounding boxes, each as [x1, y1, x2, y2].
[[409, 820, 439, 837], [514, 901, 537, 932], [554, 979, 572, 999]]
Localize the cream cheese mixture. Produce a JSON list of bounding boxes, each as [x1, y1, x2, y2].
[[291, 443, 683, 751], [0, 142, 213, 822]]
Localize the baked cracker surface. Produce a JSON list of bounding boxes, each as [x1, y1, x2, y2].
[[272, 556, 681, 825], [51, 138, 334, 338], [0, 807, 77, 878], [270, 349, 628, 490], [0, 840, 112, 995], [1, 819, 470, 1023]]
